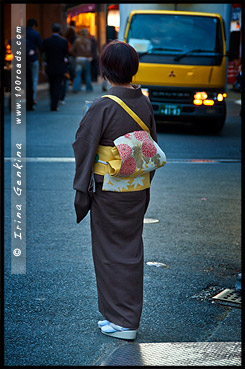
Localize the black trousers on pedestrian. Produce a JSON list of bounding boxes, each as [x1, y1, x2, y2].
[[26, 63, 34, 110], [47, 73, 63, 110], [60, 76, 67, 102]]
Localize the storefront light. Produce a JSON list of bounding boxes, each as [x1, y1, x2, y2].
[[107, 9, 120, 31], [5, 53, 13, 61]]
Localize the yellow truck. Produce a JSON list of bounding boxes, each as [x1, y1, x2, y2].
[[124, 10, 228, 132]]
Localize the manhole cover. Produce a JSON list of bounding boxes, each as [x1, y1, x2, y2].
[[144, 218, 159, 224], [212, 288, 241, 306]]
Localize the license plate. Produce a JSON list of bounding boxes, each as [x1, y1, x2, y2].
[[160, 104, 181, 116]]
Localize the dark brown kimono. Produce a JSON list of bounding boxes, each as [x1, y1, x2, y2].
[[72, 85, 157, 329]]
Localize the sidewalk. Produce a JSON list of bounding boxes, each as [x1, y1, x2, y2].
[[36, 81, 241, 101], [4, 80, 241, 111], [36, 77, 107, 103], [226, 83, 241, 102]]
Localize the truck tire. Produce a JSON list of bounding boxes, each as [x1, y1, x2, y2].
[[209, 103, 226, 133], [209, 116, 226, 133]]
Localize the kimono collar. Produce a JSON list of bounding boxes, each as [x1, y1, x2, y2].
[[107, 85, 142, 99]]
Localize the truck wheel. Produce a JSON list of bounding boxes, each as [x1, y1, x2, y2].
[[209, 103, 226, 133], [209, 117, 226, 133]]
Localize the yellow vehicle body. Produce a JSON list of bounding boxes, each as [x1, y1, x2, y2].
[[124, 10, 227, 131], [133, 62, 227, 88]]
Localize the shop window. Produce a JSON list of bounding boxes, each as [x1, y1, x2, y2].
[[67, 12, 95, 36]]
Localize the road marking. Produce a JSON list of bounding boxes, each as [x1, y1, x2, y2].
[[4, 157, 241, 163], [144, 218, 159, 224], [4, 157, 75, 162], [167, 159, 241, 163]]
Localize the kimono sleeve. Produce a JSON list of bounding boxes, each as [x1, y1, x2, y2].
[[72, 101, 105, 223]]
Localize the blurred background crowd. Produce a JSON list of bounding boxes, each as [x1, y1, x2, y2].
[[3, 3, 242, 112], [3, 4, 119, 111]]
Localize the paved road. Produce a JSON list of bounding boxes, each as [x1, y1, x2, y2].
[[4, 81, 241, 366]]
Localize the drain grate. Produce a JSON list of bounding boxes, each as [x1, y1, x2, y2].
[[212, 288, 241, 306], [191, 286, 223, 302]]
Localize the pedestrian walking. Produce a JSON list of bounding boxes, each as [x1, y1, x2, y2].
[[64, 26, 77, 83], [26, 39, 35, 111], [72, 28, 93, 92], [26, 18, 42, 105], [58, 29, 70, 105], [42, 23, 68, 111], [88, 32, 99, 82], [72, 40, 158, 340]]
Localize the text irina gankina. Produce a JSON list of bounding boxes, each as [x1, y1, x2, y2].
[[13, 143, 23, 240]]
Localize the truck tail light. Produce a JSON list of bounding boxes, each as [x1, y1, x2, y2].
[[194, 92, 208, 100], [193, 99, 203, 105], [203, 100, 214, 106], [217, 93, 224, 102]]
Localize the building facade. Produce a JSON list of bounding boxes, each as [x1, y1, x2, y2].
[[4, 3, 114, 84]]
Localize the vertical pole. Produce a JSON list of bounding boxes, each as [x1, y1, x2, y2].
[[96, 3, 106, 52]]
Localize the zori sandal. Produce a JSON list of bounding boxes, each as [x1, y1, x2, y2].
[[100, 322, 137, 340], [98, 320, 110, 328]]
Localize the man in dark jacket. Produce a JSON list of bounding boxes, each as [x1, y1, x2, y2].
[[26, 38, 34, 111], [42, 23, 68, 111]]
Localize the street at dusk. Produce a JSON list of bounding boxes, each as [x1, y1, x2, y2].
[[3, 2, 242, 366]]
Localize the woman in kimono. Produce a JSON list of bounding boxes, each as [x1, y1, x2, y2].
[[72, 40, 157, 340]]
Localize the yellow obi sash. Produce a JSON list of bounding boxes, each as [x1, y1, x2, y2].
[[94, 145, 150, 192]]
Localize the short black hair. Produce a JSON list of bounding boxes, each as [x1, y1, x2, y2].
[[100, 40, 139, 84], [27, 18, 38, 28], [52, 23, 61, 33]]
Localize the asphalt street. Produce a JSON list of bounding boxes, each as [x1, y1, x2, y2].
[[4, 80, 242, 366]]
